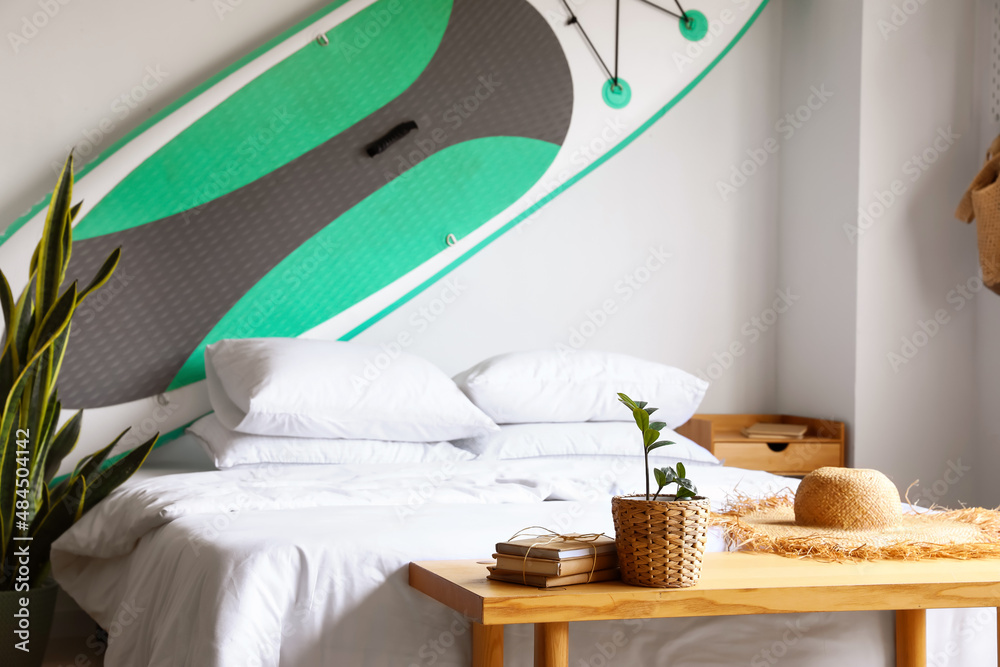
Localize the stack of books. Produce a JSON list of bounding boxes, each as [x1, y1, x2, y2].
[[487, 534, 619, 587]]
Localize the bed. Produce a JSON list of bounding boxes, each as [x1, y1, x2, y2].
[[49, 344, 999, 665], [50, 438, 998, 666]]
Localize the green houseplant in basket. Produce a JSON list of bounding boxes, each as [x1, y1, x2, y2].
[[610, 393, 710, 588], [0, 155, 157, 665]]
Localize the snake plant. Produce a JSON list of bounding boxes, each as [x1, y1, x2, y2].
[[0, 155, 157, 591]]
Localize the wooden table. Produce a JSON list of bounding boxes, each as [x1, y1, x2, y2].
[[409, 553, 1000, 667]]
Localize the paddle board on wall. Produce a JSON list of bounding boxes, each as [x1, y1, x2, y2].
[[0, 0, 769, 474]]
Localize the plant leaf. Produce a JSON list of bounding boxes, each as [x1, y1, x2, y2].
[[36, 155, 74, 316], [77, 429, 130, 487], [636, 401, 648, 409], [644, 407, 658, 416], [649, 421, 667, 432], [617, 393, 638, 410], [653, 468, 667, 487], [646, 440, 674, 453], [32, 282, 77, 354], [77, 248, 121, 304], [0, 271, 12, 343], [633, 407, 649, 432], [675, 481, 698, 499], [643, 429, 660, 448], [42, 410, 81, 483], [677, 462, 686, 479], [31, 434, 156, 586]]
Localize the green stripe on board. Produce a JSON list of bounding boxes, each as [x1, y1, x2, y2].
[[339, 0, 772, 341], [2, 0, 358, 243], [75, 0, 452, 239], [167, 135, 560, 389]]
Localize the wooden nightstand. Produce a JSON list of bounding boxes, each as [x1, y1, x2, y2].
[[676, 414, 845, 476]]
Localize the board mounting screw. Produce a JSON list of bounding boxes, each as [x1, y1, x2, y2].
[[316, 34, 330, 46], [445, 233, 458, 247]]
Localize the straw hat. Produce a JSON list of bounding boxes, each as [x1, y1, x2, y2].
[[715, 467, 1000, 561]]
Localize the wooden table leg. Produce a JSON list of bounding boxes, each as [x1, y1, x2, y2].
[[533, 622, 569, 667], [472, 623, 503, 667], [895, 609, 926, 667]]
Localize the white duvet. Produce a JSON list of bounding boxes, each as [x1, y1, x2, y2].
[[52, 451, 998, 666]]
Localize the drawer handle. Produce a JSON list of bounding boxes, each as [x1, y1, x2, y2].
[[766, 442, 789, 453]]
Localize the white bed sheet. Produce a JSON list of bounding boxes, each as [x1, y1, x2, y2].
[[51, 440, 998, 666]]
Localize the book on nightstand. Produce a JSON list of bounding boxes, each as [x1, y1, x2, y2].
[[492, 552, 619, 577], [495, 534, 616, 560], [486, 566, 619, 588], [741, 422, 808, 439]]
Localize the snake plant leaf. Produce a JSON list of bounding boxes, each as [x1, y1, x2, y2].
[[30, 393, 60, 496], [0, 154, 153, 592], [0, 346, 57, 563], [36, 156, 74, 316], [0, 349, 12, 420], [63, 202, 81, 268], [42, 410, 81, 483], [31, 432, 155, 586], [78, 434, 156, 514], [75, 428, 130, 488], [0, 271, 12, 341], [28, 246, 38, 282], [33, 282, 77, 353], [10, 283, 34, 371], [37, 481, 50, 528], [77, 248, 121, 304]]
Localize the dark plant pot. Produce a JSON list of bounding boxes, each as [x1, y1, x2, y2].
[[0, 580, 59, 667], [611, 494, 711, 588]]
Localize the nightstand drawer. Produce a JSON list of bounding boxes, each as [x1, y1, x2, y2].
[[713, 441, 842, 473]]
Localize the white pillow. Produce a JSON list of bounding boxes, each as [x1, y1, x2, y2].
[[453, 350, 708, 427], [205, 338, 499, 441], [188, 413, 475, 469], [453, 422, 719, 463]]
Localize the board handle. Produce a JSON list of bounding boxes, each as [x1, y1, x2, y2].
[[366, 121, 418, 158]]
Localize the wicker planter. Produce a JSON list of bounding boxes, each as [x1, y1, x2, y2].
[[0, 579, 58, 667], [611, 495, 711, 588]]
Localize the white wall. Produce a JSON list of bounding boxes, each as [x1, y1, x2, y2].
[[854, 0, 981, 506], [775, 0, 862, 456], [974, 0, 1000, 508], [776, 0, 984, 505], [0, 0, 785, 416]]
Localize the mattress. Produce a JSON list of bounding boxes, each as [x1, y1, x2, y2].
[[51, 436, 998, 666]]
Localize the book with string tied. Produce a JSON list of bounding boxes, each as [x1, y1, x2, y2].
[[492, 551, 619, 577], [495, 534, 616, 560], [741, 422, 808, 440], [486, 566, 619, 588]]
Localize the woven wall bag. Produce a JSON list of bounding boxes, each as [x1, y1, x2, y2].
[[956, 133, 1000, 294], [611, 495, 710, 588]]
